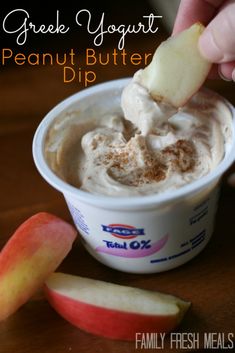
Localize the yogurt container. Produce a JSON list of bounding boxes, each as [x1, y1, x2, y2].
[[32, 79, 235, 273]]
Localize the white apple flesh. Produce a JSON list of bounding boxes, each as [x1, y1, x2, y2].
[[141, 23, 212, 108], [44, 272, 190, 341]]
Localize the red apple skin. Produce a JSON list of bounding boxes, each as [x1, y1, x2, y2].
[[44, 286, 180, 341], [0, 212, 77, 321]]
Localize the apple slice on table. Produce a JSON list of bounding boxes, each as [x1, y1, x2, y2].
[[141, 22, 212, 108], [0, 212, 77, 321], [44, 273, 190, 341]]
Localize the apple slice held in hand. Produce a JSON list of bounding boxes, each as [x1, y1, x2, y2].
[[141, 22, 212, 108], [44, 273, 190, 341], [0, 212, 77, 321]]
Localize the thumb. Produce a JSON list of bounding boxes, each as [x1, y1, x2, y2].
[[199, 0, 235, 63]]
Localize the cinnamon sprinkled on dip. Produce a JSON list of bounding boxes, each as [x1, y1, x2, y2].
[[45, 71, 232, 197]]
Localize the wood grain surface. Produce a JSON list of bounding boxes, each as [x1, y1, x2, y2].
[[0, 33, 235, 353]]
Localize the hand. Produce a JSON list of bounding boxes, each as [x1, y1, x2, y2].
[[173, 0, 235, 81]]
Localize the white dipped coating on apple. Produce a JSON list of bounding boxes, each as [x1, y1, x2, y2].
[[44, 272, 190, 340], [140, 23, 212, 108]]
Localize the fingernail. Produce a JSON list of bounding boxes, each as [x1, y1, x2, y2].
[[218, 68, 232, 82], [199, 30, 223, 63]]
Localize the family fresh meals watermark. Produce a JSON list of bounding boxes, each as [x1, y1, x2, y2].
[[135, 332, 235, 350], [0, 9, 162, 87]]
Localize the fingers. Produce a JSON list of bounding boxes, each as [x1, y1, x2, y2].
[[208, 63, 235, 81], [198, 0, 235, 63], [218, 62, 235, 81], [172, 0, 224, 35], [173, 0, 235, 82]]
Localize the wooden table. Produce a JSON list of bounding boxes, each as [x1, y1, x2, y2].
[[0, 33, 235, 353]]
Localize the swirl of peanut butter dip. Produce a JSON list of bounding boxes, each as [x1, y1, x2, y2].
[[45, 70, 232, 197]]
